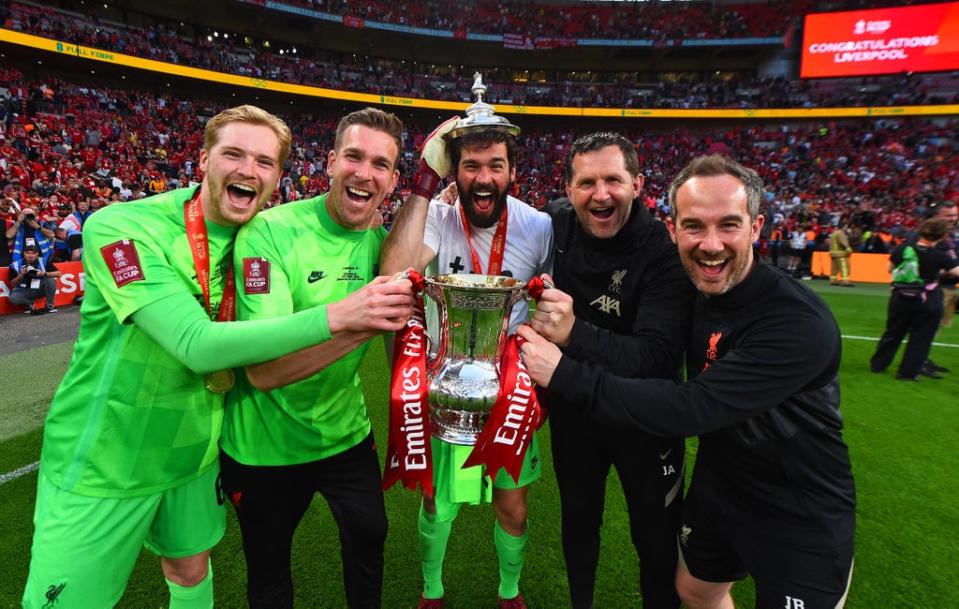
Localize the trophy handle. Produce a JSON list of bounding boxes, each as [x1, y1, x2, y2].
[[425, 283, 446, 378]]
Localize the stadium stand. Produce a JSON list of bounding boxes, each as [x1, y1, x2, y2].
[[1, 0, 957, 268], [5, 1, 958, 109], [2, 66, 956, 242]]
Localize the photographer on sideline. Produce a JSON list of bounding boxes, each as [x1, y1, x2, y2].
[[8, 243, 60, 314]]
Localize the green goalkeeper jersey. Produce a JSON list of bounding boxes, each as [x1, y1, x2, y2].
[[220, 194, 387, 466], [41, 187, 235, 497]]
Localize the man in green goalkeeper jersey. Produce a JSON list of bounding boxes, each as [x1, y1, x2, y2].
[[218, 107, 408, 609], [23, 105, 414, 609]]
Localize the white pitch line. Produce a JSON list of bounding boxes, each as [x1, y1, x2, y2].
[[0, 461, 39, 486], [842, 335, 959, 349]]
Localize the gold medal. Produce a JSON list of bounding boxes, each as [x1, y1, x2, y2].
[[204, 369, 236, 394]]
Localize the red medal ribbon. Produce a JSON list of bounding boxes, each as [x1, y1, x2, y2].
[[383, 270, 434, 496], [463, 334, 543, 483], [184, 190, 236, 321], [458, 202, 508, 275]]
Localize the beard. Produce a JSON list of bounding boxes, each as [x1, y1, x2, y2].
[[457, 178, 510, 229]]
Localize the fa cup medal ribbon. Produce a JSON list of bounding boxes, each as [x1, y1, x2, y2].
[[383, 270, 434, 496], [184, 191, 237, 394], [463, 334, 542, 483]]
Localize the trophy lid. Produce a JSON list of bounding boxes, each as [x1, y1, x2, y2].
[[445, 73, 521, 141]]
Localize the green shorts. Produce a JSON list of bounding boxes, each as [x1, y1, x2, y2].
[[23, 466, 224, 609], [431, 433, 541, 512]]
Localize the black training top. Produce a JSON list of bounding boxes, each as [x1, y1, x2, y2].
[[550, 262, 856, 543], [893, 239, 959, 285], [543, 198, 694, 382]]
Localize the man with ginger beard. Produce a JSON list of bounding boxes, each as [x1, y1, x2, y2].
[[380, 119, 552, 609], [518, 155, 856, 609], [25, 105, 414, 609], [219, 107, 415, 609]]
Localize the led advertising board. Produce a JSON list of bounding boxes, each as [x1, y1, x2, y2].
[[801, 2, 959, 78]]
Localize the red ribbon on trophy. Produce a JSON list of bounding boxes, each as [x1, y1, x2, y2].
[[462, 276, 547, 483], [383, 270, 434, 497], [384, 273, 550, 492], [462, 333, 543, 483]]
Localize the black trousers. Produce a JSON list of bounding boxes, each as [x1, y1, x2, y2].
[[219, 433, 387, 609], [549, 404, 684, 609], [870, 289, 943, 378]]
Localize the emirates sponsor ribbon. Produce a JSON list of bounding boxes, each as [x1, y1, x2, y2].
[[383, 270, 435, 496], [462, 276, 547, 482], [462, 334, 541, 483]]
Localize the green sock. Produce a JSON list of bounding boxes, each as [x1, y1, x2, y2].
[[166, 560, 213, 609], [494, 520, 528, 600], [419, 504, 453, 600]]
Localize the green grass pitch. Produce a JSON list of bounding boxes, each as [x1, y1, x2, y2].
[[1, 281, 956, 608]]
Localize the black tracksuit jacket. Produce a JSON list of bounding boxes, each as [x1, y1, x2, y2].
[[543, 198, 694, 380], [550, 260, 857, 544]]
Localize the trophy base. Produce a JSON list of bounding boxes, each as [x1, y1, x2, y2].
[[430, 407, 490, 446]]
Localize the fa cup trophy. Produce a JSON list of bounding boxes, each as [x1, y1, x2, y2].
[[384, 74, 545, 495]]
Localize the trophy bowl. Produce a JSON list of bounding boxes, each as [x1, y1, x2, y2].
[[424, 273, 528, 445]]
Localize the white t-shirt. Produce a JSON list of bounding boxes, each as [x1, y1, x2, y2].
[[58, 216, 82, 233], [423, 195, 553, 333]]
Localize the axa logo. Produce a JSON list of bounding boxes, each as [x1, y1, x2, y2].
[[43, 583, 66, 608], [590, 294, 621, 317], [609, 268, 627, 293]]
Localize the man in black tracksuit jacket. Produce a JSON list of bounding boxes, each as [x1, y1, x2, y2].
[[532, 132, 695, 609], [521, 154, 856, 609]]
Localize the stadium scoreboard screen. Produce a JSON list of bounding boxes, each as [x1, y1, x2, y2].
[[801, 2, 959, 78]]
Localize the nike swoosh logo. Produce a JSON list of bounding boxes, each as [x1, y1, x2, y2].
[[659, 449, 672, 460], [308, 271, 325, 283]]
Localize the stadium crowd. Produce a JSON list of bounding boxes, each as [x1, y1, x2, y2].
[[3, 66, 957, 277], [5, 1, 958, 110], [276, 0, 796, 39]]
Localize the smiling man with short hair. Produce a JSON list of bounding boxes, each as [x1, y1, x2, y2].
[[531, 131, 692, 609], [24, 105, 386, 609], [519, 154, 857, 609], [219, 106, 415, 609]]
